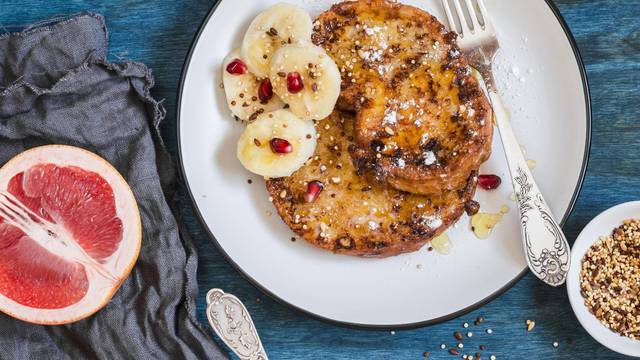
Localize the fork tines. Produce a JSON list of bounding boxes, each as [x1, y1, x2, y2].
[[441, 0, 493, 37]]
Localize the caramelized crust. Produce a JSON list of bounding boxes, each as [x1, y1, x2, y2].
[[312, 0, 493, 195], [267, 112, 478, 258]]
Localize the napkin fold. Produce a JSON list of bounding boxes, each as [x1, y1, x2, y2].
[[0, 13, 226, 360]]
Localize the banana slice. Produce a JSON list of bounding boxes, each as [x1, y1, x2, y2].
[[241, 3, 313, 78], [269, 43, 341, 121], [222, 49, 284, 121], [237, 109, 317, 178]]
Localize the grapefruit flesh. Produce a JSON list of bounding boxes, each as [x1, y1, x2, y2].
[[0, 146, 141, 324], [0, 223, 89, 309], [17, 164, 124, 261]]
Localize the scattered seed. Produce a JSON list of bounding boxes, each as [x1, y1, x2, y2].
[[253, 138, 261, 147], [448, 349, 459, 355], [454, 332, 462, 341], [490, 356, 496, 360], [479, 345, 487, 351], [384, 126, 394, 135], [422, 351, 430, 358], [279, 190, 287, 198], [267, 27, 278, 36], [526, 320, 535, 331], [553, 341, 559, 348], [278, 71, 286, 77], [467, 332, 473, 338], [247, 179, 252, 184], [390, 331, 396, 335], [440, 344, 446, 350], [463, 322, 469, 328], [474, 316, 484, 325], [486, 329, 493, 334], [457, 343, 463, 349], [248, 111, 260, 121]]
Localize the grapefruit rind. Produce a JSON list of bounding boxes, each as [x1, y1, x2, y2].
[[0, 145, 141, 325]]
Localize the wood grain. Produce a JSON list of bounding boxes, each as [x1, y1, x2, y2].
[[0, 0, 637, 358]]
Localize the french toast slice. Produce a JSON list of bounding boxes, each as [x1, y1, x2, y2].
[[266, 111, 478, 258], [312, 0, 493, 195]]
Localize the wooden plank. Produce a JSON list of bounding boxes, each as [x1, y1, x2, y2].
[[0, 0, 637, 358]]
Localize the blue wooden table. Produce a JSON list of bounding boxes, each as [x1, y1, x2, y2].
[[1, 0, 637, 358]]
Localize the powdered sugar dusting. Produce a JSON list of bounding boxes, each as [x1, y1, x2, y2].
[[420, 215, 443, 229], [368, 220, 379, 230], [383, 109, 397, 125], [423, 151, 436, 165], [364, 26, 382, 36]]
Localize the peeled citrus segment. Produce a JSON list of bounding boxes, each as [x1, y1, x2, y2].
[[17, 164, 124, 261], [0, 223, 89, 309], [0, 145, 141, 325], [7, 173, 53, 222]]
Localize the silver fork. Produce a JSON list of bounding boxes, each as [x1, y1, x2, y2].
[[0, 191, 118, 283], [440, 0, 570, 286]]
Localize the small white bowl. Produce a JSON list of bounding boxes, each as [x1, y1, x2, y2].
[[567, 201, 640, 357]]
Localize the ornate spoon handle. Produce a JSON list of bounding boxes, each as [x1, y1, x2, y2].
[[206, 289, 268, 360], [488, 89, 571, 286]]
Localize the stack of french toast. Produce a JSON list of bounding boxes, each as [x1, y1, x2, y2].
[[267, 0, 493, 257]]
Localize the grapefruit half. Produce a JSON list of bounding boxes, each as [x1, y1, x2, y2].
[[0, 145, 141, 325]]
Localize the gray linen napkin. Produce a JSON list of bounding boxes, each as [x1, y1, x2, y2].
[[0, 13, 227, 360]]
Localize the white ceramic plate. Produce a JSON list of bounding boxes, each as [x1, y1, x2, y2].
[[178, 0, 590, 327], [567, 202, 640, 357]]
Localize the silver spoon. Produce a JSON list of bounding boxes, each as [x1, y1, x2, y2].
[[206, 289, 268, 360]]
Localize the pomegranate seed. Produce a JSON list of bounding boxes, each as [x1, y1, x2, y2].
[[258, 79, 273, 102], [478, 174, 502, 190], [226, 58, 247, 75], [304, 181, 324, 203], [269, 138, 293, 154], [286, 72, 304, 93]]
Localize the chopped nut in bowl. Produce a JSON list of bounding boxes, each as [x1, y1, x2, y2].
[[567, 201, 640, 357]]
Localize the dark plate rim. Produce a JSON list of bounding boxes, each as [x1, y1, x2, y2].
[[175, 0, 592, 330]]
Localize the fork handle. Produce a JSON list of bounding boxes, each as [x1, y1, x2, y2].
[[487, 89, 571, 286]]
